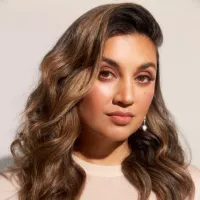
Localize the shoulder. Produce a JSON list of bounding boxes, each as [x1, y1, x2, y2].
[[187, 164, 200, 200], [0, 171, 19, 200]]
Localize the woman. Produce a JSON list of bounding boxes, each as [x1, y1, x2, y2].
[[0, 2, 200, 200]]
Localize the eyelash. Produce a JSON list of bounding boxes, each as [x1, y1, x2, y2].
[[99, 69, 155, 84]]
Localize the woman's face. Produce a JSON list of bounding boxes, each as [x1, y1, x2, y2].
[[78, 34, 157, 142]]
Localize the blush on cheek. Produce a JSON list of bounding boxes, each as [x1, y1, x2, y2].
[[78, 82, 110, 115], [144, 90, 154, 98], [141, 90, 154, 108]]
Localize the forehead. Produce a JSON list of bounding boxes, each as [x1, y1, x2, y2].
[[102, 34, 157, 68]]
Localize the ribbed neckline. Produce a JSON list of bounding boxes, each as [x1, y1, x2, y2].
[[72, 154, 123, 177]]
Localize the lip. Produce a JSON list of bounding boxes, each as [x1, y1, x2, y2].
[[107, 111, 134, 117], [108, 115, 133, 125], [106, 112, 134, 125]]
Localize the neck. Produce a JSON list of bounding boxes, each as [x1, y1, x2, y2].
[[73, 133, 131, 165]]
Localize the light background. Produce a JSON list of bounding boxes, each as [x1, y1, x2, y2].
[[0, 0, 200, 168]]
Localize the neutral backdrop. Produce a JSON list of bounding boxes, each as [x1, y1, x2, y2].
[[0, 0, 200, 169]]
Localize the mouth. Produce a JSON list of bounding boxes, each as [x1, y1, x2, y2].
[[107, 115, 133, 125]]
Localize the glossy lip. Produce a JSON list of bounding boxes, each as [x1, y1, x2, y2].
[[106, 111, 134, 125], [107, 111, 134, 117], [108, 115, 132, 125]]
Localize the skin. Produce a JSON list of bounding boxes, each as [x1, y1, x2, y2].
[[73, 33, 157, 165]]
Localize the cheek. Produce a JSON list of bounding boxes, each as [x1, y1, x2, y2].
[[78, 82, 113, 120], [137, 88, 154, 109]]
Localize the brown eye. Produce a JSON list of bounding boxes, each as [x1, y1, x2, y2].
[[99, 70, 115, 80], [136, 75, 155, 84]]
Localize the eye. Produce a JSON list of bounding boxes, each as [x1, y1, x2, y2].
[[98, 69, 115, 80], [136, 75, 155, 84]]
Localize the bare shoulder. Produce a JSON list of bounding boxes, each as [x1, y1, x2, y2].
[[0, 171, 19, 200], [187, 164, 200, 200]]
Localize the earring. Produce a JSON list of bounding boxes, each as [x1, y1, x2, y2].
[[142, 116, 147, 131]]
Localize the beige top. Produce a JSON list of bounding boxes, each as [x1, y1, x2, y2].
[[0, 155, 200, 200]]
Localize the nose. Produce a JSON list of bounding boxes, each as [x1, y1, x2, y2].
[[113, 79, 135, 106]]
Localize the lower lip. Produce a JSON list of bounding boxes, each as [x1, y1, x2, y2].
[[108, 115, 133, 125]]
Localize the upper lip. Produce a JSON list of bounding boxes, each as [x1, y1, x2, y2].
[[107, 111, 134, 117]]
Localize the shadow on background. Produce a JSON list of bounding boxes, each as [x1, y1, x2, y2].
[[0, 155, 14, 172]]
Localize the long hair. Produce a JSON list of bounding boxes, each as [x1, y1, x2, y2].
[[2, 3, 195, 200]]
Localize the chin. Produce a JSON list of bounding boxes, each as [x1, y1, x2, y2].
[[101, 131, 132, 142]]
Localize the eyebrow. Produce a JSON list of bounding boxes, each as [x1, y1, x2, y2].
[[102, 56, 157, 71]]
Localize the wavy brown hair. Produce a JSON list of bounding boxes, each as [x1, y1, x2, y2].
[[2, 3, 195, 200]]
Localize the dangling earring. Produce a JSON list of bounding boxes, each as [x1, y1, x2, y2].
[[142, 116, 147, 131]]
